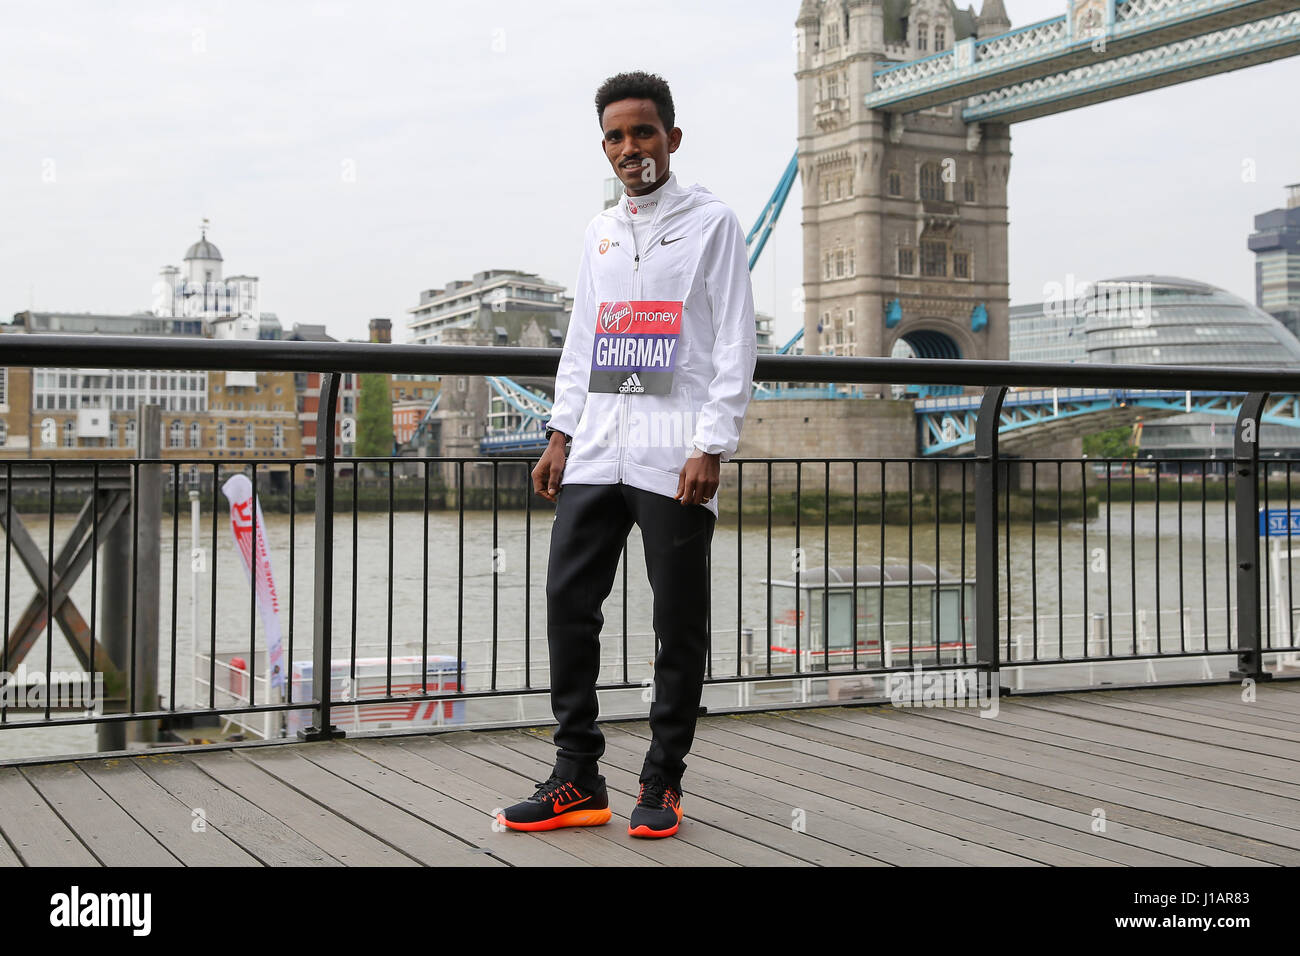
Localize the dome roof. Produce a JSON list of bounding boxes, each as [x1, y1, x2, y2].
[[1083, 274, 1300, 368], [184, 236, 222, 261]]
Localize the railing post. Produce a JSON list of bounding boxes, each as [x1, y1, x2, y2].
[[1231, 392, 1272, 682], [299, 372, 346, 740], [974, 386, 1007, 691], [130, 404, 162, 745]]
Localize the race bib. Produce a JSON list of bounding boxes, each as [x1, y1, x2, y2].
[[588, 300, 682, 395]]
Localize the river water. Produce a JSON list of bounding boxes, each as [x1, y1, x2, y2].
[[1, 497, 1286, 761]]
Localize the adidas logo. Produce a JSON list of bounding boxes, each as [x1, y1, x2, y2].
[[618, 373, 646, 394]]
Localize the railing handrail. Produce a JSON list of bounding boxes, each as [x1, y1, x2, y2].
[[6, 333, 1300, 392]]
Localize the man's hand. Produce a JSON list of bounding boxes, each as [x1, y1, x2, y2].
[[533, 432, 568, 502], [675, 447, 720, 506]]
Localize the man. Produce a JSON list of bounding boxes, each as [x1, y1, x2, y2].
[[496, 71, 757, 839]]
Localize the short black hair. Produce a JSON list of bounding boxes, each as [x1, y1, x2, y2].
[[595, 71, 675, 132]]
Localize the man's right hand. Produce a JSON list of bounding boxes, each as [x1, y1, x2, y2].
[[532, 431, 568, 502]]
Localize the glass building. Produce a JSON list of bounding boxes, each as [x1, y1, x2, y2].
[[1248, 183, 1300, 338], [1011, 275, 1300, 460]]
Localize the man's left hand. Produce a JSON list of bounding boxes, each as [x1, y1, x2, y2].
[[676, 447, 720, 506]]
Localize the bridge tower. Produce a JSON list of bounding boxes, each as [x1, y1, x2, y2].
[[795, 0, 1011, 371]]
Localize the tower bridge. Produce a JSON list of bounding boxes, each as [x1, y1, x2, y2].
[[465, 0, 1300, 458]]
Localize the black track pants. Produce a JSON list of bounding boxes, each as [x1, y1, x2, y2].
[[545, 481, 715, 791]]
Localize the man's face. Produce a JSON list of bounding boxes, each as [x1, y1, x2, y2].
[[600, 98, 681, 196]]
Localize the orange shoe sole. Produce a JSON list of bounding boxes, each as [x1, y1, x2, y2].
[[497, 807, 612, 832], [628, 808, 683, 838]]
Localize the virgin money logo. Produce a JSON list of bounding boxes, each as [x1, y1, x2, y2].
[[599, 301, 634, 334], [628, 199, 638, 214]]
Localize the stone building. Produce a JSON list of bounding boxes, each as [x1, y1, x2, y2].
[[794, 0, 1012, 385]]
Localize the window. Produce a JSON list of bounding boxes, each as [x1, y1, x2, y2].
[[917, 22, 927, 52], [125, 419, 137, 449], [920, 163, 945, 201], [63, 420, 76, 448], [898, 248, 915, 275], [835, 251, 845, 278], [0, 421, 6, 446], [0, 367, 6, 406], [934, 25, 945, 50], [824, 253, 833, 280], [953, 252, 970, 278], [921, 240, 948, 277], [215, 422, 225, 448], [245, 424, 255, 449], [963, 180, 976, 203], [169, 420, 183, 448], [847, 308, 855, 326], [190, 421, 202, 448], [887, 169, 902, 196], [273, 423, 285, 450]]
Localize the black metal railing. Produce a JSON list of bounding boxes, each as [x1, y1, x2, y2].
[[1, 333, 1298, 758]]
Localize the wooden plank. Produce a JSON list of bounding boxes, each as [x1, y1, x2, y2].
[[235, 743, 502, 867], [1016, 696, 1300, 762], [1056, 693, 1300, 745], [1099, 690, 1300, 730], [291, 738, 586, 867], [0, 766, 98, 866], [22, 762, 179, 866], [694, 716, 1140, 866], [446, 730, 737, 866], [721, 712, 1191, 866], [610, 721, 1042, 867], [188, 751, 420, 867], [868, 696, 1288, 781], [790, 708, 1286, 865], [1149, 686, 1300, 720], [498, 727, 816, 866], [877, 703, 1300, 833], [600, 722, 998, 866], [838, 707, 1300, 851], [678, 719, 1115, 866], [912, 697, 1300, 803], [343, 738, 599, 867], [767, 710, 1203, 866], [79, 757, 259, 866], [132, 752, 345, 866], [387, 733, 665, 866]]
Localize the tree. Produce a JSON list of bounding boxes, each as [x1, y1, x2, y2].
[[1082, 424, 1137, 460], [356, 372, 394, 460]]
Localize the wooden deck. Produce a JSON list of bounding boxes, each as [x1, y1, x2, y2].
[[2, 681, 1298, 866]]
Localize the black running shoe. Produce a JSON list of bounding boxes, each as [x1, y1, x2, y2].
[[496, 773, 611, 832], [628, 775, 683, 838]]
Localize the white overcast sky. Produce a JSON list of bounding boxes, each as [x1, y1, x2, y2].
[[2, 0, 1297, 348]]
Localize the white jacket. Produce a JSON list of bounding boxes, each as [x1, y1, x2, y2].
[[545, 172, 758, 517]]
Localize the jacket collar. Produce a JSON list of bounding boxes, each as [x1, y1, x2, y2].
[[608, 171, 706, 223]]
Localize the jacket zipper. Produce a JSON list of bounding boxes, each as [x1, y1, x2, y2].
[[618, 199, 689, 485], [620, 224, 638, 484]]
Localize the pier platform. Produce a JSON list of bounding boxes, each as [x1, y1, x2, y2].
[[2, 681, 1297, 866]]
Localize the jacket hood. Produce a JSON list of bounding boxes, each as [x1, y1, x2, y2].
[[602, 171, 723, 224]]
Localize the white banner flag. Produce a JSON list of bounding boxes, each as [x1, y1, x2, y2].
[[221, 474, 286, 690]]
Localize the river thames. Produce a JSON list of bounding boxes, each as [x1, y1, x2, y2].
[[0, 495, 1279, 761]]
